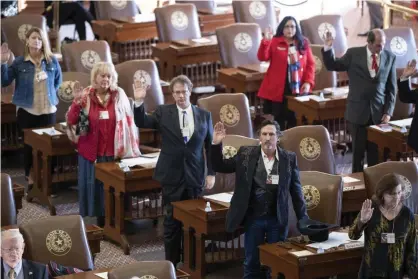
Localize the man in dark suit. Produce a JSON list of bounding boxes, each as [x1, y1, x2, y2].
[[322, 29, 397, 172], [398, 59, 418, 153], [211, 120, 308, 279], [133, 75, 215, 267], [1, 229, 48, 279]]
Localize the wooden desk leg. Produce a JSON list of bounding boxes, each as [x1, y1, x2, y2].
[[182, 228, 192, 272], [192, 234, 206, 279], [27, 148, 40, 202], [296, 115, 304, 126], [378, 147, 385, 163]]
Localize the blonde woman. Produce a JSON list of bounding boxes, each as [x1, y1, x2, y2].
[[67, 62, 140, 226], [1, 27, 62, 185]]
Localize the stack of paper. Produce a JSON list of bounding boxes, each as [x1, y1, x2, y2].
[[120, 153, 160, 168], [95, 272, 108, 279], [192, 38, 212, 44], [204, 192, 233, 205], [306, 232, 364, 250], [32, 128, 63, 136], [389, 118, 412, 132]]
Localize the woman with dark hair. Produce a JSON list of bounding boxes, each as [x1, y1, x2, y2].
[[257, 16, 315, 130], [349, 173, 417, 279]]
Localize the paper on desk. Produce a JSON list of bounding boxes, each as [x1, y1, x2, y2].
[[306, 232, 364, 250], [289, 250, 314, 257], [32, 128, 63, 136], [204, 192, 233, 204], [342, 176, 361, 183], [95, 272, 108, 279], [370, 125, 392, 132], [134, 13, 155, 23], [120, 153, 159, 168], [295, 96, 310, 102], [192, 38, 212, 44]]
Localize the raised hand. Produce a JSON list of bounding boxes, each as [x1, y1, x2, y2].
[[73, 81, 84, 100], [1, 43, 11, 64], [323, 31, 334, 47], [359, 199, 374, 224], [402, 59, 417, 79], [264, 26, 273, 40], [213, 122, 226, 145], [133, 80, 147, 101]]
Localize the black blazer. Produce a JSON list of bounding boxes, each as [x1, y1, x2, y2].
[[211, 144, 308, 234], [134, 104, 214, 187], [1, 259, 48, 279], [398, 78, 418, 153]]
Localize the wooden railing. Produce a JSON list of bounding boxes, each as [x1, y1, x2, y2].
[[366, 0, 418, 28]]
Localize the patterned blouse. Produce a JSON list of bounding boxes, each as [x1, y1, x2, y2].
[[349, 204, 417, 279]]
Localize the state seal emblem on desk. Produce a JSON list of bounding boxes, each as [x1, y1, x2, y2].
[[220, 104, 240, 127], [299, 137, 321, 161], [171, 11, 189, 31], [249, 1, 267, 19], [110, 0, 127, 10], [302, 185, 321, 210], [234, 32, 253, 53], [317, 22, 336, 42], [134, 70, 152, 90], [223, 145, 238, 159], [46, 230, 73, 256], [58, 81, 75, 103], [138, 275, 158, 279], [313, 55, 323, 75], [390, 36, 407, 56], [399, 175, 412, 199], [81, 50, 101, 70], [18, 24, 33, 42]]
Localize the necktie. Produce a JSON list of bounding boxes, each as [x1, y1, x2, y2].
[[371, 54, 379, 72], [182, 111, 188, 143], [8, 269, 16, 279]]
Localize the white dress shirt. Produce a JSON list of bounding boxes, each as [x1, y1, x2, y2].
[[177, 104, 194, 140], [261, 148, 279, 175]]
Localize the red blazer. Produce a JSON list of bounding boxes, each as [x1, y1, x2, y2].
[[257, 36, 315, 102]]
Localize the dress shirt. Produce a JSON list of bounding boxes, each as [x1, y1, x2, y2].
[[261, 148, 279, 175], [3, 260, 23, 279], [177, 104, 194, 140]]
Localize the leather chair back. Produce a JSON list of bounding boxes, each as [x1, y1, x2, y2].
[[94, 0, 139, 20], [62, 41, 112, 73], [1, 173, 17, 227], [232, 0, 277, 31], [392, 91, 414, 120], [204, 135, 259, 195], [115, 59, 164, 113], [197, 93, 253, 138], [383, 27, 417, 69], [280, 125, 336, 174], [216, 23, 261, 68], [288, 171, 343, 236], [1, 51, 15, 100], [155, 4, 201, 42], [56, 72, 90, 123], [176, 0, 216, 13], [108, 261, 176, 279], [364, 161, 418, 214], [2, 14, 50, 57], [300, 15, 347, 58], [310, 44, 337, 90], [20, 215, 94, 271]]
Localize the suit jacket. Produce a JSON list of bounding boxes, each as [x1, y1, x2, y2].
[[1, 259, 48, 279], [398, 78, 418, 153], [322, 46, 397, 125], [211, 144, 308, 234], [134, 104, 214, 187]]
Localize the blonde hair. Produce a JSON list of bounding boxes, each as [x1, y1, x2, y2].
[[1, 229, 24, 243], [90, 62, 118, 91], [24, 27, 54, 63]]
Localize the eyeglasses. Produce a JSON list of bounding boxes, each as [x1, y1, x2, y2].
[[1, 247, 23, 254], [284, 25, 296, 29], [172, 90, 189, 95]]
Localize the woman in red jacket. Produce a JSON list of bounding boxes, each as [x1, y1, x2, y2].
[[257, 16, 315, 130]]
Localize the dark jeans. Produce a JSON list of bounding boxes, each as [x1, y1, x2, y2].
[[163, 181, 202, 266], [263, 98, 296, 131], [17, 108, 56, 177], [244, 215, 283, 279]]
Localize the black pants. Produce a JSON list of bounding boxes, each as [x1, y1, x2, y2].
[[162, 180, 202, 266], [17, 108, 56, 177], [348, 118, 378, 173], [44, 2, 93, 40], [263, 98, 296, 131]]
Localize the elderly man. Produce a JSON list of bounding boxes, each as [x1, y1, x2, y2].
[[1, 229, 48, 279]]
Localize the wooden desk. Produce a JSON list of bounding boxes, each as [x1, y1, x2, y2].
[[342, 173, 366, 214], [217, 65, 265, 93], [95, 161, 162, 255], [2, 224, 103, 256], [259, 235, 363, 279], [198, 8, 235, 35], [152, 36, 221, 85], [367, 126, 416, 162]]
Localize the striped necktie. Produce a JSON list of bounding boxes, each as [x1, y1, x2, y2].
[[8, 268, 16, 279]]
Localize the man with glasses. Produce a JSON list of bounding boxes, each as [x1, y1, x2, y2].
[[1, 229, 48, 279], [133, 75, 215, 267]]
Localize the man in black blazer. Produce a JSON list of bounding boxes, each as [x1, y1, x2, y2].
[[1, 229, 48, 279], [322, 29, 397, 172], [398, 59, 418, 153], [211, 120, 308, 279], [133, 75, 215, 267]]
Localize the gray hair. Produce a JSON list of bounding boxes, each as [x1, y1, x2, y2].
[[1, 229, 24, 243], [90, 62, 118, 91]]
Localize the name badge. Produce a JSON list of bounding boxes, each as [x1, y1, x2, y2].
[[99, 111, 109, 120], [266, 174, 279, 185], [182, 128, 190, 137], [289, 46, 297, 54], [36, 71, 47, 82], [381, 233, 395, 244], [277, 46, 286, 51]]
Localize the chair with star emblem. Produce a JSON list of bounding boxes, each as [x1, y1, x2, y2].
[[93, 0, 139, 20], [364, 161, 418, 214], [197, 93, 253, 138], [61, 40, 112, 73], [115, 59, 164, 114], [280, 125, 336, 174], [288, 171, 343, 237], [232, 0, 277, 31], [155, 3, 201, 42], [1, 14, 50, 57], [20, 215, 94, 271], [383, 27, 417, 69], [108, 261, 176, 279], [216, 23, 262, 68], [310, 44, 337, 90]]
